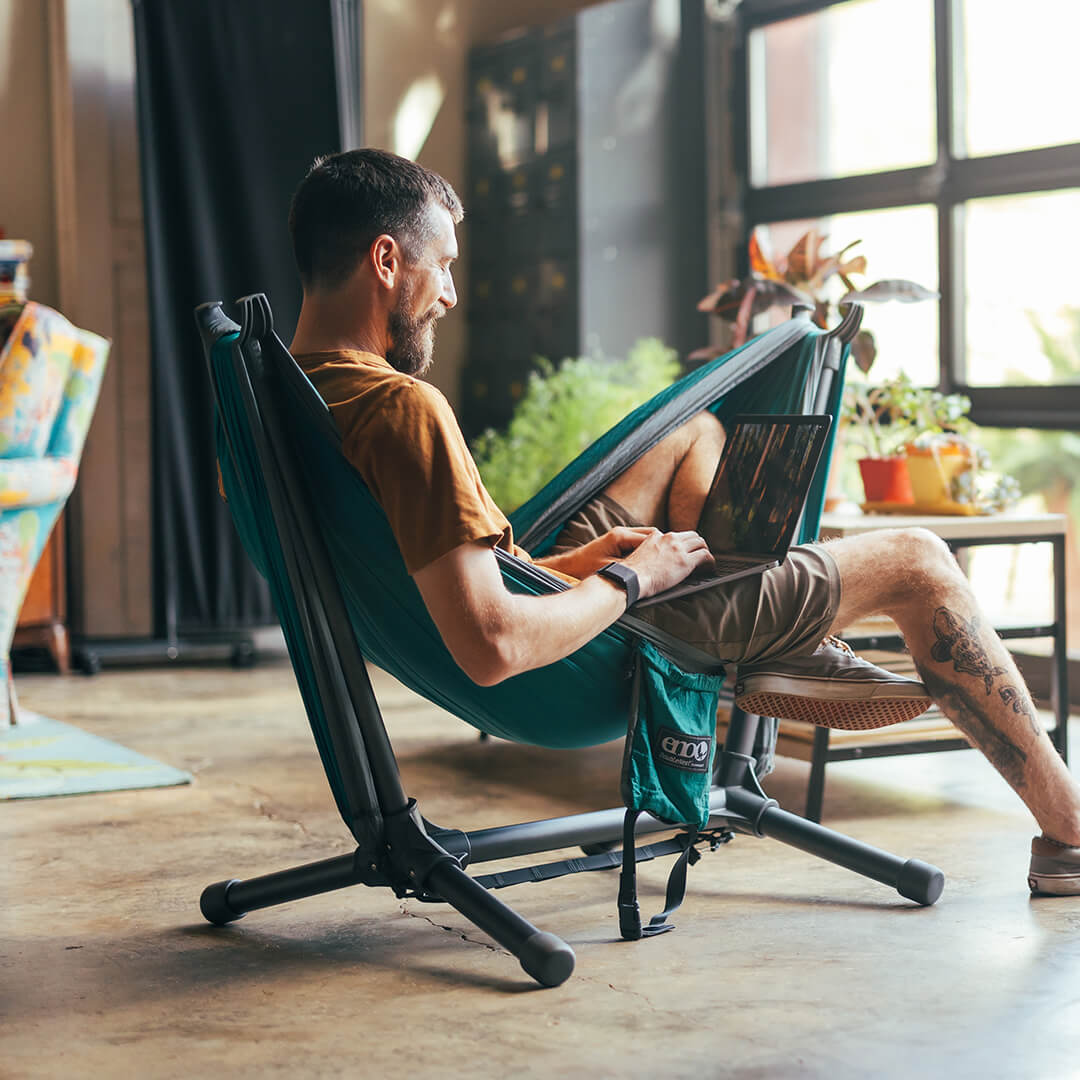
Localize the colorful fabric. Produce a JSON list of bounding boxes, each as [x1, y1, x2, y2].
[[0, 711, 191, 799], [0, 303, 109, 724]]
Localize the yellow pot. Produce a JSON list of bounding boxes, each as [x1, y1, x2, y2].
[[903, 443, 973, 504]]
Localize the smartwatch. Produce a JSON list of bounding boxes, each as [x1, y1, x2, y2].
[[596, 562, 640, 610]]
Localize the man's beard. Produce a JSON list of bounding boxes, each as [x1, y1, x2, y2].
[[386, 288, 440, 377]]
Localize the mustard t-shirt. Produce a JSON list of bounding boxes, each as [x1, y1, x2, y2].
[[294, 349, 574, 581]]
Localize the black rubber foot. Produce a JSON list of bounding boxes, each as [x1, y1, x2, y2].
[[200, 879, 245, 925], [518, 931, 575, 987], [231, 642, 256, 668], [77, 651, 101, 676], [896, 859, 945, 906]]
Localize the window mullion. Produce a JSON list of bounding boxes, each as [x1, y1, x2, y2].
[[935, 0, 961, 391], [745, 166, 940, 224]]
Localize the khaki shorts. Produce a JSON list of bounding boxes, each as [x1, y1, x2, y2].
[[551, 493, 842, 665]]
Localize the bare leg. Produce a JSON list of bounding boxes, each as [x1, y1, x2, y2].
[[604, 412, 725, 531], [826, 527, 1080, 845]]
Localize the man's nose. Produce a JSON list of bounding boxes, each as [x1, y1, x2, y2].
[[441, 272, 457, 310]]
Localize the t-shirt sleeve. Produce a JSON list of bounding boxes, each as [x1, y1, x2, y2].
[[341, 380, 512, 574]]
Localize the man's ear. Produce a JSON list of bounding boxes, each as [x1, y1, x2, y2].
[[370, 234, 400, 290]]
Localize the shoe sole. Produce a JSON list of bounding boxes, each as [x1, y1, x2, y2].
[[1028, 872, 1080, 896], [734, 689, 931, 731]]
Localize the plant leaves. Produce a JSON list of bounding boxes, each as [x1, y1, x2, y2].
[[472, 339, 680, 511], [749, 232, 782, 280], [697, 278, 743, 314], [784, 229, 828, 283], [840, 279, 940, 305], [807, 252, 867, 293], [752, 276, 815, 313], [852, 328, 877, 375], [837, 254, 868, 278], [698, 275, 813, 324], [732, 285, 758, 347]]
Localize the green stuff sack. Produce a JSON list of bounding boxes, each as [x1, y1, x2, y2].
[[621, 641, 726, 830], [617, 642, 726, 941]]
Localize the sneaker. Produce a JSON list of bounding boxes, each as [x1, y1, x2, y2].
[[1028, 836, 1080, 895], [733, 636, 932, 730]]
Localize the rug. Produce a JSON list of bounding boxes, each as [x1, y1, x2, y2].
[[0, 712, 192, 799]]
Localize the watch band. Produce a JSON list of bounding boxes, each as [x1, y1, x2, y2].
[[596, 561, 640, 610]]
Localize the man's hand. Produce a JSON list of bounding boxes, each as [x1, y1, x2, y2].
[[619, 529, 714, 599], [539, 526, 713, 599], [538, 526, 658, 579]]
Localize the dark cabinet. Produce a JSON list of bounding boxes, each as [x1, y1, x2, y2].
[[462, 0, 707, 439]]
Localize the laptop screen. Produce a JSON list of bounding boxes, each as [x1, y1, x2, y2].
[[696, 414, 832, 557]]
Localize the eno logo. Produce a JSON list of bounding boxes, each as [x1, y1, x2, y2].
[[654, 726, 712, 773]]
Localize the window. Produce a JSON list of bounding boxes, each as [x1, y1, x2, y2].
[[960, 0, 1080, 158], [748, 0, 936, 187], [964, 190, 1080, 387], [738, 0, 1080, 428], [969, 427, 1080, 651], [758, 204, 939, 384]]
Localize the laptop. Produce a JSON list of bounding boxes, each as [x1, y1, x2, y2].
[[634, 413, 832, 607]]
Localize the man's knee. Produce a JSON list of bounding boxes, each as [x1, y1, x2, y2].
[[685, 410, 725, 447], [892, 527, 966, 597]]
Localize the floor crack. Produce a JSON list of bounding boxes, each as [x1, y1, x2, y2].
[[398, 901, 509, 956], [243, 784, 313, 838]]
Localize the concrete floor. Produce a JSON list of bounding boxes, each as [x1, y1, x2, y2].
[[3, 657, 1079, 1079]]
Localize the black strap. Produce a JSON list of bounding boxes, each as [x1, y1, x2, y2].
[[467, 835, 689, 892], [618, 809, 701, 940]]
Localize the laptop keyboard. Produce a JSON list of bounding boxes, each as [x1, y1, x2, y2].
[[689, 556, 761, 582]]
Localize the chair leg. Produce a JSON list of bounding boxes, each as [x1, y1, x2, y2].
[[201, 807, 577, 990], [718, 705, 942, 904], [724, 786, 943, 905], [805, 726, 831, 823], [426, 859, 575, 987]]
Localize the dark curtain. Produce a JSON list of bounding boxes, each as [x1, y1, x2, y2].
[[132, 0, 347, 639]]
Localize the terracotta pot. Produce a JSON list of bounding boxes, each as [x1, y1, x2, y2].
[[858, 456, 914, 504], [904, 443, 973, 504]]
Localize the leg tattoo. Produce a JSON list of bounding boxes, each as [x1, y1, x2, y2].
[[999, 685, 1043, 738], [930, 606, 1006, 694], [919, 667, 1028, 790]]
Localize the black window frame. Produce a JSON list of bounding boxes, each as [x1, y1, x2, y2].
[[732, 0, 1080, 429]]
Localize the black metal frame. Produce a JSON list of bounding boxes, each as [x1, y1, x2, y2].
[[193, 295, 943, 989], [732, 0, 1080, 428], [799, 527, 1070, 823]]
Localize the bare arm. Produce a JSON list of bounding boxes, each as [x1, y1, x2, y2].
[[412, 529, 712, 686], [535, 526, 660, 580]]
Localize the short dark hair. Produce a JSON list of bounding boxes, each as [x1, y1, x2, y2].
[[288, 148, 464, 291]]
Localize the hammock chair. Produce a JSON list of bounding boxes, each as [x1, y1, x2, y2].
[[195, 293, 944, 989]]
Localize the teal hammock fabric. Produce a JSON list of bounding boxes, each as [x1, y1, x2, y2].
[[210, 322, 845, 824]]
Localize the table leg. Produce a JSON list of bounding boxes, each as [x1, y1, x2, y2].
[[805, 726, 831, 823], [1052, 534, 1069, 764]]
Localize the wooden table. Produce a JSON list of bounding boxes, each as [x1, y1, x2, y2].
[[783, 511, 1070, 821]]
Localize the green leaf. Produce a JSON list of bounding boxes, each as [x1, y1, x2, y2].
[[472, 339, 681, 512]]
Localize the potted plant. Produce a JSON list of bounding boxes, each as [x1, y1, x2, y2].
[[841, 374, 922, 504], [901, 387, 975, 506], [692, 229, 938, 356], [842, 377, 1021, 512], [691, 230, 938, 509]]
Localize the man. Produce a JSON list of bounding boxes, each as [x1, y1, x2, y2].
[[288, 148, 1080, 895]]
